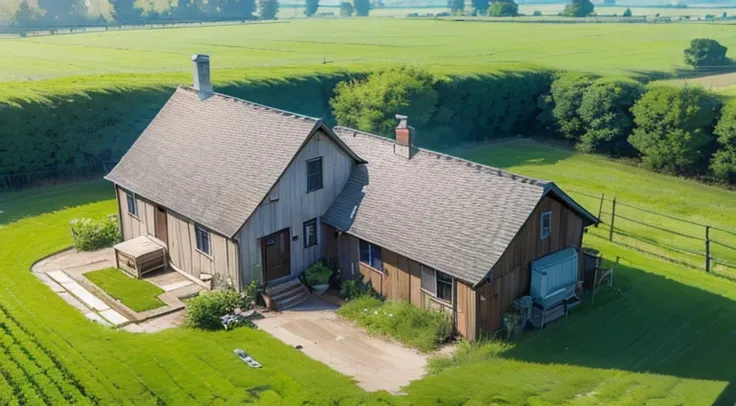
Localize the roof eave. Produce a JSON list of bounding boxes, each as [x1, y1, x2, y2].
[[543, 183, 600, 226]]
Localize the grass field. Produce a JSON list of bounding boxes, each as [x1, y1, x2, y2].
[[3, 18, 736, 101], [2, 140, 736, 403], [85, 268, 165, 312]]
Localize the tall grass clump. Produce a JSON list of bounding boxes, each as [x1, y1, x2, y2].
[[337, 296, 452, 352], [427, 340, 510, 375]]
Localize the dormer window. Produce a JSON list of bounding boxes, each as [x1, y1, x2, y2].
[[306, 157, 323, 193]]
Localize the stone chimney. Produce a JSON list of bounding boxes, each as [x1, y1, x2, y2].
[[394, 114, 416, 159], [192, 54, 213, 100]]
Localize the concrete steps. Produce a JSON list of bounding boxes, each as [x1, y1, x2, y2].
[[265, 279, 310, 311]]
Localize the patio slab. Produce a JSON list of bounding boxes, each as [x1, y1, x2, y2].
[[254, 296, 429, 394]]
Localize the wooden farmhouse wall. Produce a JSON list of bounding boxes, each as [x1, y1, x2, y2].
[[475, 195, 585, 335], [326, 229, 476, 339], [237, 130, 355, 285], [115, 185, 239, 288]]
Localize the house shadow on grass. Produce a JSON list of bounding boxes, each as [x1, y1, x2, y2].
[[501, 255, 736, 404]]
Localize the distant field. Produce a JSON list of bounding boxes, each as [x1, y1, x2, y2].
[[3, 18, 736, 95]]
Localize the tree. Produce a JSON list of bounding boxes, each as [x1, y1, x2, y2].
[[13, 1, 39, 28], [629, 86, 721, 174], [224, 0, 256, 19], [471, 0, 489, 15], [561, 0, 594, 17], [340, 1, 353, 16], [258, 0, 279, 19], [622, 7, 632, 17], [331, 67, 439, 136], [537, 72, 596, 141], [110, 0, 143, 24], [577, 79, 644, 154], [353, 0, 370, 16], [37, 0, 87, 23], [305, 0, 319, 16], [488, 0, 518, 16], [684, 38, 729, 68], [448, 0, 464, 14], [711, 99, 736, 182]]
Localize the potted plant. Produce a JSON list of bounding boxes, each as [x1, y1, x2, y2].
[[304, 260, 333, 295]]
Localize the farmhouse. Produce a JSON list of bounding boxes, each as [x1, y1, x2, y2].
[[106, 55, 598, 340]]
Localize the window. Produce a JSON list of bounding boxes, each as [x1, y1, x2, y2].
[[125, 192, 138, 217], [195, 224, 210, 255], [306, 157, 323, 192], [303, 218, 318, 248], [540, 210, 552, 240], [421, 265, 453, 303], [359, 239, 382, 271]]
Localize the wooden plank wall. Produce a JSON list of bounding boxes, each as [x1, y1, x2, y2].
[[167, 212, 239, 288], [455, 281, 477, 340], [116, 186, 155, 240], [475, 195, 585, 333], [237, 130, 355, 285]]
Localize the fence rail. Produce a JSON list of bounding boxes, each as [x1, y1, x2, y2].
[[567, 188, 736, 279]]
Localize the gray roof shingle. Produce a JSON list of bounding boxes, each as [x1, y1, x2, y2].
[[322, 127, 597, 286], [106, 86, 359, 237]]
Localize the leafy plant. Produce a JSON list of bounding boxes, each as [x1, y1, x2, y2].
[[258, 0, 279, 19], [684, 38, 729, 68], [337, 296, 453, 351], [339, 279, 374, 300], [70, 215, 120, 251], [339, 1, 353, 16], [185, 290, 239, 330], [561, 0, 594, 17], [305, 0, 320, 16], [240, 280, 264, 310], [711, 99, 736, 183], [353, 0, 370, 16], [503, 311, 521, 340], [304, 260, 333, 286], [488, 0, 518, 17]]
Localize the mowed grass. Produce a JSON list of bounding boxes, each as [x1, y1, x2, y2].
[[3, 19, 736, 100], [454, 138, 736, 278], [2, 143, 736, 402], [85, 268, 165, 312]]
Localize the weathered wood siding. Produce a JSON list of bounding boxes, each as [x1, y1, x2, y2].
[[475, 195, 585, 333], [237, 130, 354, 286], [115, 185, 239, 289], [116, 186, 155, 240], [166, 211, 239, 288], [455, 281, 477, 340]]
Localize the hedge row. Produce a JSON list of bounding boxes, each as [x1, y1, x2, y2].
[[1, 68, 734, 189]]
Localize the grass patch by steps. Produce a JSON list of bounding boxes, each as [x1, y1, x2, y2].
[[337, 296, 453, 352], [85, 268, 165, 312]]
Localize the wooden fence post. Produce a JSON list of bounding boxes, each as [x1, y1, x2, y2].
[[609, 197, 616, 242], [598, 193, 605, 220], [705, 225, 711, 273]]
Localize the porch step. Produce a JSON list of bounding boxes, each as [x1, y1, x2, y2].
[[265, 279, 310, 311]]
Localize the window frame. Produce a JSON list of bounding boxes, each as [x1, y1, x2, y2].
[[421, 265, 454, 304], [306, 157, 324, 193], [359, 239, 383, 272], [125, 191, 138, 218], [303, 218, 318, 248], [195, 224, 211, 256], [540, 210, 552, 240]]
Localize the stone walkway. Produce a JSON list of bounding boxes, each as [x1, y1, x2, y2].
[[33, 248, 202, 331]]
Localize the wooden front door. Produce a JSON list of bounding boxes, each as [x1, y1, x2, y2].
[[262, 229, 291, 282], [154, 206, 168, 245]]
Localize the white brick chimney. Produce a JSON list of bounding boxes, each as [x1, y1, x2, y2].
[[394, 114, 416, 159], [192, 54, 213, 101]]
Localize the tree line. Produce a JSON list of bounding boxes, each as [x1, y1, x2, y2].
[[10, 0, 281, 28]]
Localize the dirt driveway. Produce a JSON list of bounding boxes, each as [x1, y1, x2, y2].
[[254, 297, 428, 394]]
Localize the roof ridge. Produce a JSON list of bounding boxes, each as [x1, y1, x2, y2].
[[333, 126, 548, 187], [179, 85, 320, 122]]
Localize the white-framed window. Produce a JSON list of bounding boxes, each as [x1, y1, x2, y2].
[[306, 157, 323, 192], [421, 265, 453, 303], [195, 224, 211, 255], [541, 210, 552, 240], [303, 218, 318, 248], [125, 191, 138, 217], [359, 239, 382, 271]]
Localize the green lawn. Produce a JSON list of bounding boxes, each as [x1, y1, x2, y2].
[[85, 268, 165, 312], [3, 19, 736, 101], [2, 137, 736, 403]]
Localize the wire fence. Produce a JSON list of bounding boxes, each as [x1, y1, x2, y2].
[[567, 188, 736, 280]]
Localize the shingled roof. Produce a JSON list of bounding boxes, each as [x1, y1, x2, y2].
[[105, 86, 363, 237], [322, 127, 598, 286]]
